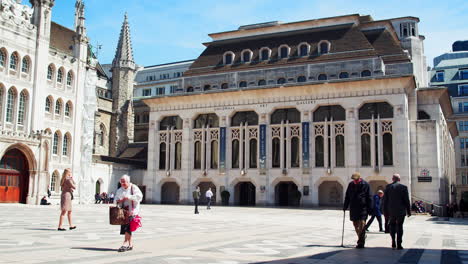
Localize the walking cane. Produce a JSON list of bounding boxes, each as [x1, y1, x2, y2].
[[341, 210, 345, 247]]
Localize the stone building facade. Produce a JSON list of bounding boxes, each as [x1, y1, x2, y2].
[[142, 15, 456, 208]]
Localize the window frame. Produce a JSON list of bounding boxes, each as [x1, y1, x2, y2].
[[298, 42, 310, 57], [241, 49, 253, 63], [278, 44, 290, 59], [259, 47, 271, 61], [318, 40, 331, 55], [223, 51, 235, 65]]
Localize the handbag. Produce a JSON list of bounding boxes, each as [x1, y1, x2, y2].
[[109, 206, 129, 225]]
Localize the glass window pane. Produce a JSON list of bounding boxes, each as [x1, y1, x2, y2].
[[159, 143, 166, 170], [249, 139, 257, 168], [315, 136, 324, 167], [361, 134, 371, 166], [291, 137, 300, 168], [194, 141, 201, 169], [383, 133, 393, 165], [175, 142, 182, 170], [335, 135, 345, 167], [272, 138, 280, 168], [232, 139, 239, 168], [211, 140, 218, 169]]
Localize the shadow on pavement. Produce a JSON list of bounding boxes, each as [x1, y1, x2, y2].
[[25, 228, 57, 231], [72, 247, 117, 252]]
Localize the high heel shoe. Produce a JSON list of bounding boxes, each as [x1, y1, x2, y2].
[[69, 226, 77, 230], [58, 228, 66, 231]]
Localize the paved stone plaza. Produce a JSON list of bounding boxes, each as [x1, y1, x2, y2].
[[0, 204, 467, 264]]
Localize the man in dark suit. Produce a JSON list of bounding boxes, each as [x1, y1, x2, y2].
[[343, 172, 373, 249], [383, 174, 411, 250]]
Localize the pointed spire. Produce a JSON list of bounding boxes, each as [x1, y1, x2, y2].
[[112, 12, 135, 70]]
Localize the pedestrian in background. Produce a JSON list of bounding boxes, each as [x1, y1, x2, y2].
[[366, 190, 384, 232], [193, 187, 201, 214], [383, 174, 411, 250], [58, 168, 76, 231], [343, 172, 373, 249], [114, 175, 143, 252], [206, 188, 213, 210]]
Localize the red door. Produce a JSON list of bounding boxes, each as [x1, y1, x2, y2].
[[0, 149, 28, 203]]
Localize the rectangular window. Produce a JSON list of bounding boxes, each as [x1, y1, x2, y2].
[[134, 115, 140, 124], [156, 87, 165, 95], [142, 89, 152, 96], [464, 102, 468, 112], [459, 85, 468, 96], [461, 138, 465, 149], [462, 154, 466, 167], [460, 122, 464, 131], [170, 85, 178, 94], [142, 114, 149, 123], [435, 71, 444, 82], [460, 69, 468, 80], [460, 103, 464, 113], [463, 175, 467, 185]]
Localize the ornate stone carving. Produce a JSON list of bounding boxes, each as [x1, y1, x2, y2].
[[382, 121, 392, 133], [248, 127, 258, 139], [335, 123, 345, 135], [271, 126, 281, 138], [231, 128, 240, 140], [314, 124, 324, 136], [290, 125, 300, 137], [360, 122, 371, 134]]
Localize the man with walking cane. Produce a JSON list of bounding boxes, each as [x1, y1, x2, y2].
[[343, 172, 373, 249]]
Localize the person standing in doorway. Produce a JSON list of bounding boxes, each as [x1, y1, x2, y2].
[[383, 174, 411, 250], [193, 187, 201, 214], [365, 190, 384, 232], [343, 172, 373, 249], [206, 188, 213, 210], [58, 168, 76, 231]]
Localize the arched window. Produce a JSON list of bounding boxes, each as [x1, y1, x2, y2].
[[232, 139, 239, 168], [231, 111, 258, 126], [258, 79, 266, 86], [0, 49, 5, 67], [53, 132, 60, 155], [65, 101, 72, 117], [260, 48, 270, 61], [249, 138, 257, 168], [358, 102, 394, 119], [47, 65, 54, 80], [203, 84, 211, 91], [339, 72, 349, 79], [221, 83, 229, 89], [57, 69, 63, 84], [194, 113, 219, 128], [315, 136, 324, 167], [336, 135, 345, 167], [383, 133, 393, 165], [194, 141, 202, 169], [318, 74, 327, 81], [361, 134, 371, 166], [271, 108, 301, 124], [9, 52, 18, 70], [186, 86, 194, 93], [174, 142, 182, 170], [67, 71, 73, 86], [159, 116, 183, 130], [299, 44, 309, 56], [279, 46, 289, 58], [242, 50, 252, 63], [45, 96, 52, 113], [319, 41, 330, 54], [21, 57, 30, 73], [272, 138, 280, 168], [313, 105, 346, 122], [50, 171, 59, 192], [297, 76, 306, 82], [55, 99, 62, 115], [224, 52, 234, 65], [6, 88, 15, 123], [277, 78, 286, 85], [159, 142, 167, 170], [63, 134, 70, 156], [17, 91, 27, 125], [361, 70, 371, 77], [211, 140, 218, 169], [291, 137, 300, 167], [239, 81, 247, 88]]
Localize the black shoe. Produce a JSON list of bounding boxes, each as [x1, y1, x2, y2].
[[356, 244, 364, 249], [397, 245, 404, 250], [118, 246, 127, 252], [126, 246, 133, 251], [379, 229, 384, 232], [392, 241, 396, 249], [57, 228, 66, 231], [69, 226, 77, 230]]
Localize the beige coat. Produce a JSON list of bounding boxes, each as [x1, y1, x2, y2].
[[60, 178, 76, 211]]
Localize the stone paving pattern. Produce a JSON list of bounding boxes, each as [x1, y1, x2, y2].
[[0, 204, 467, 264]]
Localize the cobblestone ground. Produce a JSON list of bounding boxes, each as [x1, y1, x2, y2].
[[0, 204, 467, 264]]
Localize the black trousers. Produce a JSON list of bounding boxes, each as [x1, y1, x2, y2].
[[207, 197, 211, 209], [389, 216, 405, 245], [194, 198, 199, 214], [366, 215, 383, 231]]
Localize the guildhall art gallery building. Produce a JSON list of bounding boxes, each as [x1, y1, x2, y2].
[[141, 14, 457, 208]]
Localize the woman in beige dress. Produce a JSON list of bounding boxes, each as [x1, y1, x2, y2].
[[58, 168, 76, 231]]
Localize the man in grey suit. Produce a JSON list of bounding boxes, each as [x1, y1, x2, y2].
[[383, 174, 411, 250]]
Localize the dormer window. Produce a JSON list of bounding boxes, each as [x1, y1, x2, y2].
[[299, 43, 309, 57], [318, 41, 330, 54], [400, 22, 417, 37], [339, 72, 349, 79], [241, 49, 253, 63], [361, 70, 371, 77], [435, 71, 444, 82], [223, 52, 235, 65], [460, 69, 468, 80], [279, 45, 290, 59], [260, 48, 270, 61]]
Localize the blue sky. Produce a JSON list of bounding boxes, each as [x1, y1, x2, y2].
[[23, 0, 468, 67]]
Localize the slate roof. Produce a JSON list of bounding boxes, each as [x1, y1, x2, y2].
[[50, 22, 75, 56]]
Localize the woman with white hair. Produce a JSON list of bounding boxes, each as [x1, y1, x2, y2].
[[114, 175, 143, 252]]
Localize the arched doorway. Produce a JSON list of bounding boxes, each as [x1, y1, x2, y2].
[[161, 182, 180, 204], [235, 182, 256, 206], [369, 180, 387, 195], [197, 182, 216, 205], [319, 181, 343, 207], [275, 181, 300, 206], [0, 149, 29, 203]]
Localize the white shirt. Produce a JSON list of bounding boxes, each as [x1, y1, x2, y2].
[[206, 190, 213, 198], [114, 184, 143, 216]]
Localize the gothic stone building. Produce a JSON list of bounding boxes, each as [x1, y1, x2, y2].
[[142, 14, 456, 207]]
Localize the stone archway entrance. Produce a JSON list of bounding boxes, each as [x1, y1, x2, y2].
[[0, 149, 30, 203], [369, 180, 388, 195], [318, 181, 343, 207], [235, 182, 256, 206], [275, 181, 300, 206], [197, 182, 216, 205], [161, 182, 180, 204]]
